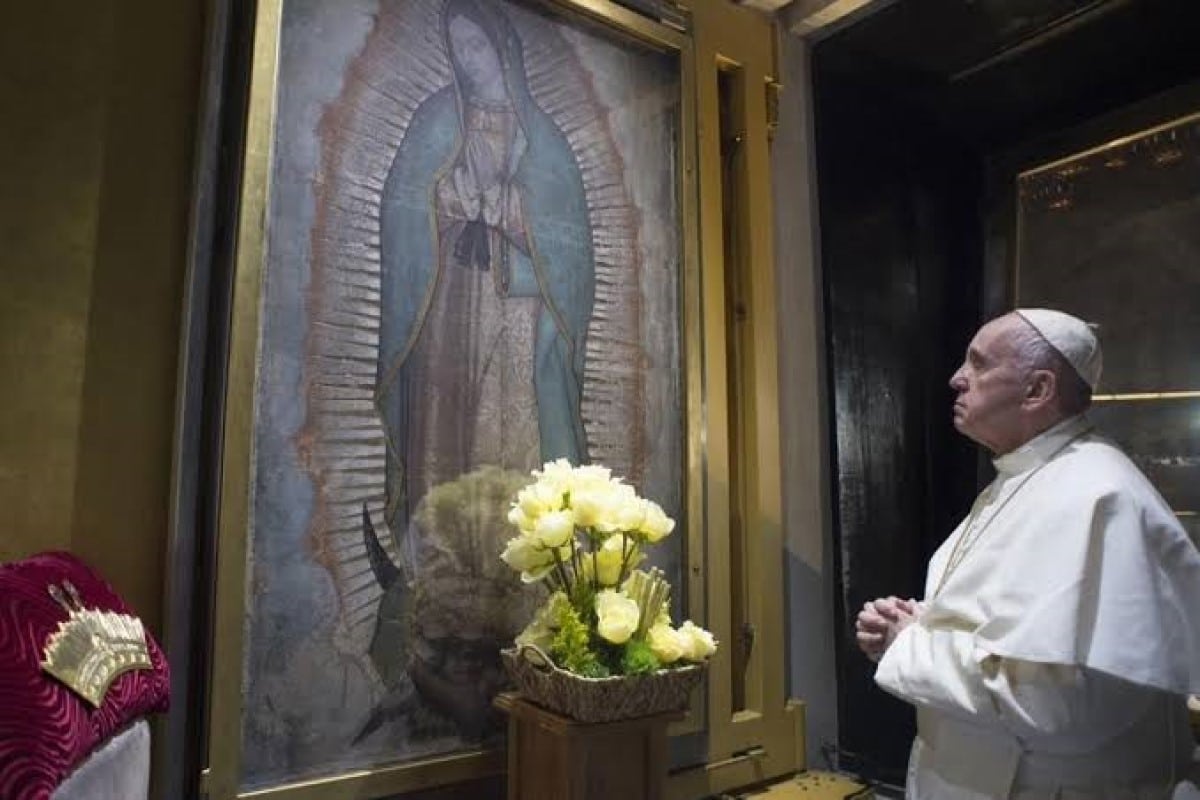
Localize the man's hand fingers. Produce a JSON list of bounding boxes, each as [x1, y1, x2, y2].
[[874, 601, 901, 621], [895, 597, 924, 615], [856, 630, 885, 658], [856, 610, 889, 633]]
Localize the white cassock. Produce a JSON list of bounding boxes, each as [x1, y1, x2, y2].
[[875, 414, 1200, 800]]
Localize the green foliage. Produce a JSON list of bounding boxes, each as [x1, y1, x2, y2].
[[542, 592, 665, 678], [550, 600, 608, 677], [569, 582, 597, 624], [575, 659, 612, 679], [620, 637, 662, 675]]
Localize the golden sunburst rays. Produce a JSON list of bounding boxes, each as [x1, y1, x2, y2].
[[305, 0, 645, 656], [520, 24, 645, 488], [304, 0, 450, 655]]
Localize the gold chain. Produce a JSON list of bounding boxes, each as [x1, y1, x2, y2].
[[934, 428, 1090, 598]]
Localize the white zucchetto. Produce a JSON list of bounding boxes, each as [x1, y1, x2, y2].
[[1014, 308, 1103, 389]]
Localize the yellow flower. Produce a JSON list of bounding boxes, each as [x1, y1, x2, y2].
[[614, 495, 648, 532], [502, 462, 691, 676], [639, 500, 675, 542], [534, 458, 576, 494], [595, 483, 641, 535], [517, 481, 563, 519], [500, 535, 555, 583], [677, 620, 717, 661], [595, 589, 640, 644], [506, 504, 536, 533], [572, 463, 613, 490], [593, 535, 641, 586], [522, 563, 557, 584], [570, 488, 606, 529], [534, 509, 575, 548], [647, 622, 685, 664]]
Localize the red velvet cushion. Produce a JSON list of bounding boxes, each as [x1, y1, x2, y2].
[[0, 551, 169, 800]]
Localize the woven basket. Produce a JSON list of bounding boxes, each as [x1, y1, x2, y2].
[[500, 645, 705, 723]]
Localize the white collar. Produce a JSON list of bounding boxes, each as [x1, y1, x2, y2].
[[992, 414, 1091, 477]]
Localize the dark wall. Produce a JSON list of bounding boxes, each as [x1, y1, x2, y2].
[[812, 73, 982, 784]]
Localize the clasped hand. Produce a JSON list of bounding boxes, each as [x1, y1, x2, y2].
[[856, 596, 923, 662]]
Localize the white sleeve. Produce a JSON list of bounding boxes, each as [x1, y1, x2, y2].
[[874, 621, 1156, 751]]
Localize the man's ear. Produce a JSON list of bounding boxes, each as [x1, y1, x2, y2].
[[1025, 369, 1057, 409]]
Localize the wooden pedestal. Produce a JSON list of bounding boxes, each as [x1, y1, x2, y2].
[[494, 692, 681, 800]]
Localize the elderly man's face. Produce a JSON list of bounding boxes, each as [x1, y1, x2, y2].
[[948, 315, 1029, 454]]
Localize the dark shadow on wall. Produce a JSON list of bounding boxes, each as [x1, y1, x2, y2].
[[812, 67, 982, 785]]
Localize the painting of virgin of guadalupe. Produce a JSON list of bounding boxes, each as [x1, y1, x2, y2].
[[236, 0, 682, 789], [364, 0, 596, 745], [378, 1, 594, 527]]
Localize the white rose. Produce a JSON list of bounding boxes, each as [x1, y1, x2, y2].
[[534, 458, 576, 494], [523, 562, 557, 583], [596, 484, 640, 535], [595, 590, 640, 645], [572, 464, 613, 490], [593, 535, 639, 586], [677, 620, 717, 661], [647, 623, 685, 664], [570, 488, 606, 529], [534, 509, 576, 549], [518, 481, 563, 519], [500, 535, 553, 579], [614, 496, 648, 532], [639, 500, 676, 542], [507, 504, 536, 533]]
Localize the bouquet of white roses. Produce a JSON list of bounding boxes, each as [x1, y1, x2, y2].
[[500, 459, 717, 678]]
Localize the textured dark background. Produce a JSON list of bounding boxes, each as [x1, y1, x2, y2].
[[812, 0, 1200, 786]]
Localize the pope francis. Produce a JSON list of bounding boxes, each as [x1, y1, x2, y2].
[[857, 309, 1200, 800]]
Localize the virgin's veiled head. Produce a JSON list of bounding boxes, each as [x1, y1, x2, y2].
[[441, 0, 530, 103]]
